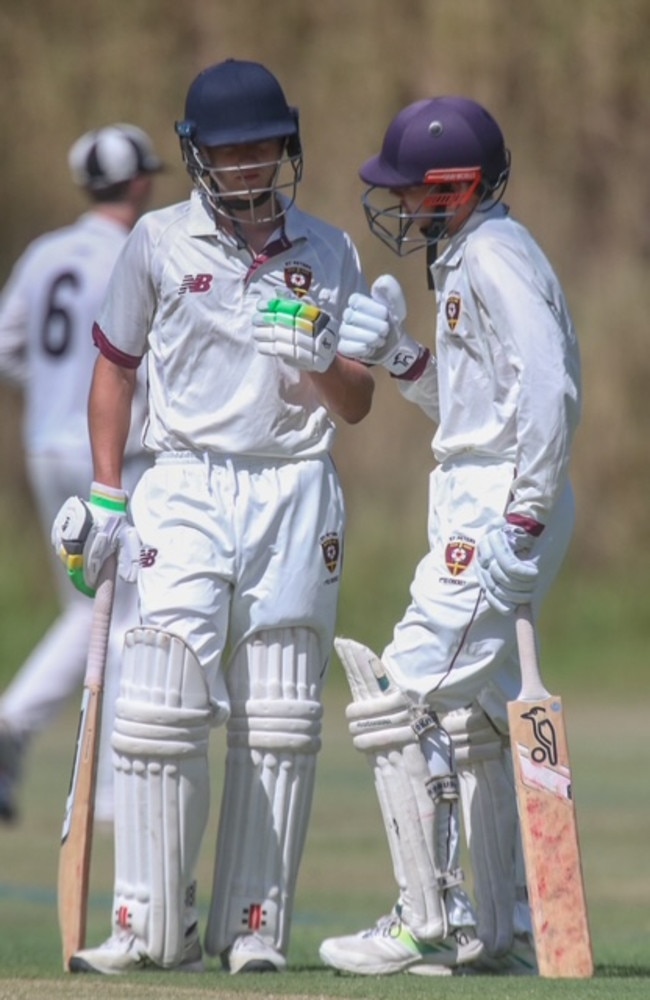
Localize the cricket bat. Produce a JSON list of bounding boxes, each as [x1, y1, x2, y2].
[[57, 554, 117, 971], [508, 604, 593, 978]]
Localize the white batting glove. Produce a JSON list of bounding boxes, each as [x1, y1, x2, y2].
[[51, 482, 140, 597], [339, 274, 425, 377], [253, 297, 339, 373], [475, 518, 540, 615]]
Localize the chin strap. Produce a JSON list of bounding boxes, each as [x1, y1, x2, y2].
[[215, 188, 274, 213], [423, 219, 440, 289], [426, 237, 438, 290]]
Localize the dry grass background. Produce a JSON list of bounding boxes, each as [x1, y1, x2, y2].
[[0, 0, 649, 578], [0, 7, 650, 988], [1, 8, 649, 992]]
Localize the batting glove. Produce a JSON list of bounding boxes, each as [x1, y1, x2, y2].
[[51, 482, 140, 597], [475, 518, 540, 615], [339, 275, 427, 378], [253, 297, 339, 373]]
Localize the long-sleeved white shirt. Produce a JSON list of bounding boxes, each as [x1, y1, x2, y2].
[[400, 203, 581, 525]]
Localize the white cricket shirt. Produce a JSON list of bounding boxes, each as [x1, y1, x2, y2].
[[401, 203, 581, 525], [94, 191, 368, 459], [0, 212, 147, 458]]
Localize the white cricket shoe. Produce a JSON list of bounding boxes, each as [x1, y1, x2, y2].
[[223, 933, 287, 974], [69, 924, 204, 975], [470, 932, 538, 976], [319, 913, 484, 976]]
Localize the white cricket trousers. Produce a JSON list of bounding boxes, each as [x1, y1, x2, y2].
[[130, 451, 346, 719], [383, 456, 575, 728]]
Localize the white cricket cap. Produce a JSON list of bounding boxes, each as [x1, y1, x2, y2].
[[68, 122, 163, 190]]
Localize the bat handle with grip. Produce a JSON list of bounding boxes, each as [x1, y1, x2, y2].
[[515, 604, 551, 702], [84, 553, 117, 688]]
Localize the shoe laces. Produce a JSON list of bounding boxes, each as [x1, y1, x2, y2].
[[105, 929, 140, 951], [362, 913, 403, 940], [363, 914, 475, 951], [232, 932, 269, 953]]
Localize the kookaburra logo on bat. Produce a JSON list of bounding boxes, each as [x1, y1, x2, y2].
[[521, 706, 558, 766]]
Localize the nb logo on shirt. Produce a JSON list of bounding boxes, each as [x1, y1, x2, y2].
[[139, 547, 158, 569], [178, 273, 213, 295]]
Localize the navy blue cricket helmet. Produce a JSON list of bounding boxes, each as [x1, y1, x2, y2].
[[179, 59, 300, 149], [175, 59, 302, 222]]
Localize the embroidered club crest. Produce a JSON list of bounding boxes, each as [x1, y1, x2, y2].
[[444, 537, 475, 577], [445, 293, 461, 331], [284, 262, 313, 297], [320, 532, 340, 574]]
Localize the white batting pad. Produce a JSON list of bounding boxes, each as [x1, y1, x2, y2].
[[110, 627, 212, 967], [204, 627, 323, 961], [337, 637, 475, 939], [442, 704, 525, 956]]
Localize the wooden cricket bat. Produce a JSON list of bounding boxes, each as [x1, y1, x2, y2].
[[508, 604, 593, 978], [57, 554, 117, 971]]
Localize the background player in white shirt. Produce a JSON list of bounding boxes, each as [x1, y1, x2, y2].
[[52, 59, 375, 975], [0, 123, 162, 823], [319, 97, 581, 976]]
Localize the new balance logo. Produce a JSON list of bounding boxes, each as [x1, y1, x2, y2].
[[139, 547, 158, 568], [178, 273, 213, 294]]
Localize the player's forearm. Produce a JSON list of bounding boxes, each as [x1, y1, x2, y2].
[[310, 355, 375, 424], [88, 354, 136, 488]]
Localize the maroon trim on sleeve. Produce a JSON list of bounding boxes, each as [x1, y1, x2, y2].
[[92, 322, 142, 370], [390, 347, 431, 382], [506, 512, 545, 536]]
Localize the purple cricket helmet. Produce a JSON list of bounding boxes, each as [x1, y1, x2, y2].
[[360, 97, 510, 254], [361, 96, 509, 188]]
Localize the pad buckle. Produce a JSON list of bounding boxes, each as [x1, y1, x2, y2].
[[436, 867, 465, 890], [425, 773, 459, 803], [410, 709, 438, 738]]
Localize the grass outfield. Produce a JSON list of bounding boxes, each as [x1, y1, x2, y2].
[[1, 521, 649, 998], [0, 674, 649, 999]]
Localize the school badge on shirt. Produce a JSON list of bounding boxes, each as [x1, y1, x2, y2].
[[320, 531, 340, 578], [443, 534, 475, 582], [284, 261, 313, 297], [445, 293, 462, 331]]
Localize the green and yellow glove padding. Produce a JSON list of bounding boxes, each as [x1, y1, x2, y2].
[[253, 297, 338, 372]]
